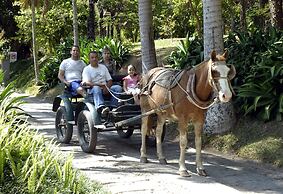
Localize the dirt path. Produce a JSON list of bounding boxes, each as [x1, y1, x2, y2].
[[21, 96, 283, 194]]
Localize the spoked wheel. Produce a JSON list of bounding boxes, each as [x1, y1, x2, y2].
[[117, 127, 134, 138], [77, 110, 97, 153], [146, 124, 166, 147], [55, 106, 73, 143]]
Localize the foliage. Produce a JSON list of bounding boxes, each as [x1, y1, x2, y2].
[[14, 0, 88, 54], [0, 85, 107, 194], [225, 28, 283, 121], [167, 35, 203, 69], [8, 59, 35, 91], [0, 69, 4, 84], [0, 83, 27, 123], [80, 36, 131, 66]]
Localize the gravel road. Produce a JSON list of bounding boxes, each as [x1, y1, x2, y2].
[[21, 96, 283, 194]]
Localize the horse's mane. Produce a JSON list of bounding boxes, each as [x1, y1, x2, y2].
[[192, 59, 210, 71]]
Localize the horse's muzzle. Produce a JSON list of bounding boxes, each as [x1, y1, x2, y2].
[[218, 90, 232, 102]]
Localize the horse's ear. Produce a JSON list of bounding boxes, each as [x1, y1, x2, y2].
[[222, 49, 228, 59], [210, 50, 217, 61]]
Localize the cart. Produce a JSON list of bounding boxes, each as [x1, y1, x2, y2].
[[52, 83, 166, 153]]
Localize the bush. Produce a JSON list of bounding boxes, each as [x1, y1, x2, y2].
[[0, 85, 107, 194], [225, 28, 283, 121], [166, 35, 203, 69]]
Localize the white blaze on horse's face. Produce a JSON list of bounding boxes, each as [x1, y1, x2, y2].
[[212, 61, 233, 102]]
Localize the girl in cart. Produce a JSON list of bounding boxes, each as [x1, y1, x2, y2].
[[123, 64, 141, 104]]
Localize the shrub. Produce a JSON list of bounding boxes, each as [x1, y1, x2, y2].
[[166, 35, 203, 69], [0, 85, 107, 194], [225, 28, 283, 121]]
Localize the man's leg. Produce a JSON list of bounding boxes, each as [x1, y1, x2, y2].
[[70, 81, 86, 97], [76, 87, 86, 97], [90, 86, 105, 109], [110, 84, 122, 107]]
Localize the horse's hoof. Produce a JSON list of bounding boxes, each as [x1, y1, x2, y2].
[[159, 158, 167, 164], [140, 157, 148, 163], [197, 168, 207, 177], [179, 170, 191, 177]]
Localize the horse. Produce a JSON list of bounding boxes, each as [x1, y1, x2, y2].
[[139, 50, 236, 177]]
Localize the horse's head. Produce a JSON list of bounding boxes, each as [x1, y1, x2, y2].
[[209, 50, 236, 102]]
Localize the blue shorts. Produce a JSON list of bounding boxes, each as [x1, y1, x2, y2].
[[69, 80, 82, 96]]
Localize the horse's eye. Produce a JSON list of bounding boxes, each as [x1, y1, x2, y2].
[[211, 70, 220, 78]]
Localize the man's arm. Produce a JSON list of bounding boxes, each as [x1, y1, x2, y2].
[[58, 69, 70, 86]]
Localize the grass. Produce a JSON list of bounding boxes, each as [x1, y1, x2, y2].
[[205, 117, 283, 167], [132, 38, 183, 66]]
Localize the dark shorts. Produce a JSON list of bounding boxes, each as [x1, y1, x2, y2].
[[69, 80, 82, 96]]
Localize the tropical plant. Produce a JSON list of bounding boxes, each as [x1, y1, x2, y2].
[[227, 28, 283, 121], [236, 40, 283, 121], [167, 35, 203, 69], [0, 85, 106, 193], [0, 83, 28, 123]]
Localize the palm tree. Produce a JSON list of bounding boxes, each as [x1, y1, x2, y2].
[[18, 0, 48, 85], [202, 0, 236, 134], [269, 0, 283, 30], [87, 0, 96, 40], [138, 0, 157, 74], [72, 0, 79, 46], [202, 0, 224, 59]]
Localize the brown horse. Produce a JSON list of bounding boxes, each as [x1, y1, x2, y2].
[[139, 50, 236, 177]]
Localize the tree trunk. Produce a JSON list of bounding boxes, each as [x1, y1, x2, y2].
[[72, 0, 79, 46], [99, 10, 106, 37], [31, 0, 39, 85], [239, 0, 247, 31], [269, 0, 283, 30], [202, 0, 236, 134], [87, 0, 95, 40], [138, 0, 157, 74], [202, 0, 224, 59]]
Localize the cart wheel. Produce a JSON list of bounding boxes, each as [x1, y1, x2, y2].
[[117, 128, 134, 138], [55, 106, 73, 143], [77, 110, 97, 153], [146, 124, 166, 147]]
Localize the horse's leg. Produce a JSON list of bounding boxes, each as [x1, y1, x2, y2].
[[140, 116, 149, 163], [194, 121, 207, 176], [156, 117, 166, 164], [178, 122, 190, 177]]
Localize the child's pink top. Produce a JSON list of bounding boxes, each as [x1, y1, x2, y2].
[[123, 74, 139, 89]]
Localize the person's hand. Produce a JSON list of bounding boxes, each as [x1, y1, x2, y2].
[[65, 81, 71, 87], [101, 85, 109, 95]]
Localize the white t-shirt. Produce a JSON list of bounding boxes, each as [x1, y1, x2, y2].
[[59, 58, 86, 81], [82, 64, 112, 85]]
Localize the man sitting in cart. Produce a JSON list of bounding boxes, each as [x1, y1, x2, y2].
[[81, 51, 122, 116], [58, 45, 86, 97]]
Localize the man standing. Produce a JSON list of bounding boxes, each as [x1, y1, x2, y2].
[[58, 45, 86, 97], [82, 51, 122, 115]]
